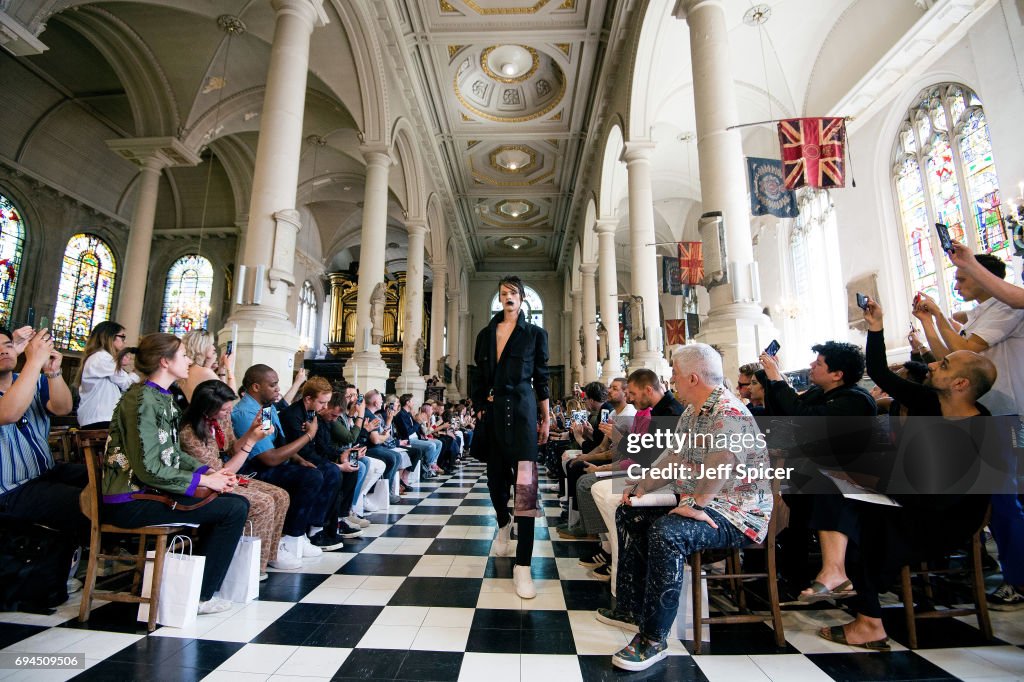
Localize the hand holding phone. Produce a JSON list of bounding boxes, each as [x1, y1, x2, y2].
[[764, 339, 781, 357], [935, 222, 954, 255], [856, 293, 869, 311], [226, 340, 234, 355], [260, 406, 273, 431], [306, 409, 316, 422]]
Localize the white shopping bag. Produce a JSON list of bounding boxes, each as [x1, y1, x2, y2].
[[138, 535, 205, 629], [214, 522, 260, 603], [673, 564, 710, 643]]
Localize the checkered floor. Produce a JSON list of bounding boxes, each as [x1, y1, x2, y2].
[[1, 460, 1022, 681]]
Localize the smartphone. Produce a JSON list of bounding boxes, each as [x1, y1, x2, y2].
[[600, 409, 611, 423], [226, 340, 233, 355], [570, 409, 589, 426], [357, 393, 364, 404], [305, 409, 315, 422], [39, 315, 50, 330], [913, 292, 922, 307], [935, 222, 953, 254], [764, 339, 781, 357], [260, 406, 273, 431], [856, 293, 869, 311]]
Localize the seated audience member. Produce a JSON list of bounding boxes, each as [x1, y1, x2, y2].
[[417, 405, 453, 474], [760, 340, 876, 602], [425, 400, 457, 471], [180, 379, 300, 575], [178, 329, 235, 404], [747, 369, 768, 416], [570, 382, 611, 453], [330, 388, 385, 514], [601, 344, 773, 672], [354, 391, 404, 505], [102, 334, 249, 615], [366, 390, 420, 491], [0, 327, 83, 540], [232, 364, 334, 559], [280, 377, 363, 542], [394, 394, 442, 476], [75, 321, 138, 429]]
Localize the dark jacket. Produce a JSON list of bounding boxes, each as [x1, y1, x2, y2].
[[473, 310, 550, 462]]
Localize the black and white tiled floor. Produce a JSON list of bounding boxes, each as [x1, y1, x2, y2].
[[2, 460, 1023, 681]]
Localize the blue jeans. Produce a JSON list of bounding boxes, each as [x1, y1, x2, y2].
[[615, 505, 748, 640], [352, 458, 369, 508], [407, 439, 441, 467], [366, 446, 403, 488], [991, 494, 1024, 585]]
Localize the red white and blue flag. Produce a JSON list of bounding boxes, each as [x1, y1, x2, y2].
[[678, 242, 704, 286], [777, 117, 847, 190]]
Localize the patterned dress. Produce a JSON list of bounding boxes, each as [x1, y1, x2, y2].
[[179, 415, 290, 572]]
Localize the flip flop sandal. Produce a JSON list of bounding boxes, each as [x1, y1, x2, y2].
[[818, 625, 891, 651], [798, 579, 857, 603]]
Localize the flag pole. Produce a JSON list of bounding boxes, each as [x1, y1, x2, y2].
[[726, 115, 855, 131]]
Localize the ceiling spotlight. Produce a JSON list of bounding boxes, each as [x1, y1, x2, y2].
[[342, 185, 351, 191], [511, 243, 521, 250], [501, 62, 516, 76], [507, 162, 518, 170]]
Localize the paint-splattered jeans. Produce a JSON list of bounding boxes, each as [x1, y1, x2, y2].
[[615, 504, 748, 640]]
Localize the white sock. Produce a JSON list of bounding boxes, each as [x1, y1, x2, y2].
[[308, 526, 322, 538]]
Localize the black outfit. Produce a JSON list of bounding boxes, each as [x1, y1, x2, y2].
[[473, 309, 550, 567], [0, 463, 89, 542]]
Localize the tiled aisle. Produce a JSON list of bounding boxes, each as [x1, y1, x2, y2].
[[1, 460, 1022, 681]]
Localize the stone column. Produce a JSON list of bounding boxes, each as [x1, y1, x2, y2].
[[107, 138, 200, 343], [561, 308, 573, 394], [428, 264, 447, 381], [570, 290, 583, 389], [459, 309, 472, 401], [224, 0, 328, 378], [580, 263, 599, 383], [621, 142, 669, 376], [445, 290, 461, 401], [342, 145, 392, 393], [396, 221, 428, 397], [674, 0, 775, 378], [595, 219, 622, 379]]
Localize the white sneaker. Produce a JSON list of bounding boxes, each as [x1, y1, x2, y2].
[[347, 514, 371, 528], [66, 578, 83, 595], [269, 540, 302, 570], [299, 534, 323, 559], [513, 565, 536, 599], [493, 518, 513, 556], [363, 498, 380, 513], [198, 596, 232, 615]]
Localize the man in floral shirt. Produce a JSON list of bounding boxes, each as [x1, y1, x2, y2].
[[599, 344, 774, 672]]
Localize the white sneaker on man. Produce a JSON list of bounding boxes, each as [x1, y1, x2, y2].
[[269, 540, 302, 570], [513, 565, 536, 599], [362, 498, 380, 513], [299, 533, 323, 558], [493, 519, 514, 556]]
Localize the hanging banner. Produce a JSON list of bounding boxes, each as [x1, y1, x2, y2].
[[665, 319, 687, 346], [746, 157, 799, 218], [678, 242, 705, 286], [662, 256, 683, 295], [777, 117, 847, 190]]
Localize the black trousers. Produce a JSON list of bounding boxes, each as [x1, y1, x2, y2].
[[102, 494, 249, 601], [0, 464, 89, 543], [487, 451, 535, 567]]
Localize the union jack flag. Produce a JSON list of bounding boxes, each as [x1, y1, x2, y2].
[[678, 242, 704, 286], [777, 117, 847, 190], [665, 319, 687, 346]]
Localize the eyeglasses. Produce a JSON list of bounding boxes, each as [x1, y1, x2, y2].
[[737, 381, 751, 388]]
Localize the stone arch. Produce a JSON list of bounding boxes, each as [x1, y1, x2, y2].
[[328, 0, 389, 145], [598, 123, 627, 218], [581, 198, 598, 263], [390, 118, 426, 221]]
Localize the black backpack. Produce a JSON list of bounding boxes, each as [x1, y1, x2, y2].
[[0, 514, 73, 613]]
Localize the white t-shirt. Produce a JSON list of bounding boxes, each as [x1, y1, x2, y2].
[[77, 350, 139, 426], [961, 297, 1024, 416]]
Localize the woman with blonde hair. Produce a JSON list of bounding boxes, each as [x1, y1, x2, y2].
[[75, 321, 138, 429], [178, 329, 234, 403]]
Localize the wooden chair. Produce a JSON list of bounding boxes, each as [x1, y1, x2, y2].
[[690, 492, 785, 654], [76, 430, 180, 632], [900, 507, 993, 649]]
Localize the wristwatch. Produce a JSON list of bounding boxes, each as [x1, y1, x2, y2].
[[45, 370, 62, 379], [690, 501, 705, 511]]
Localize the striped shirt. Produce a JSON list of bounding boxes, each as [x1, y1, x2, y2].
[[0, 374, 53, 495]]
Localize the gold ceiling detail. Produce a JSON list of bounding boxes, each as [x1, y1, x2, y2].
[[555, 43, 571, 56], [488, 144, 538, 172], [447, 45, 467, 59], [466, 140, 481, 148], [546, 139, 559, 147], [460, 112, 473, 121], [558, 0, 576, 8], [480, 45, 540, 84], [550, 110, 562, 120], [472, 167, 556, 186], [454, 73, 566, 123], [461, 0, 552, 15], [439, 0, 458, 13]]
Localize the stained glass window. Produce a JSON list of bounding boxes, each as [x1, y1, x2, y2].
[[160, 254, 213, 336], [893, 84, 1007, 314], [297, 280, 318, 350], [490, 284, 543, 327], [53, 234, 116, 351], [0, 193, 26, 326]]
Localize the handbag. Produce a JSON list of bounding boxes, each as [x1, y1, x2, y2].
[[137, 535, 205, 629], [214, 521, 260, 603], [131, 486, 219, 511], [0, 514, 74, 613]]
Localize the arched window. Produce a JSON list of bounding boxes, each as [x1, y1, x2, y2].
[[54, 233, 116, 351], [160, 254, 214, 336], [297, 280, 318, 350], [490, 284, 544, 327], [0, 193, 26, 326], [893, 84, 1008, 313]]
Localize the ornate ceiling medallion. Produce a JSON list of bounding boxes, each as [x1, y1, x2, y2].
[[497, 200, 534, 218], [460, 0, 552, 15], [501, 236, 535, 251], [481, 45, 538, 83], [490, 145, 536, 173]]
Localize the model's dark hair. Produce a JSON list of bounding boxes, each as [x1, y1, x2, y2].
[[810, 341, 865, 386], [182, 379, 238, 444], [497, 275, 526, 299]]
